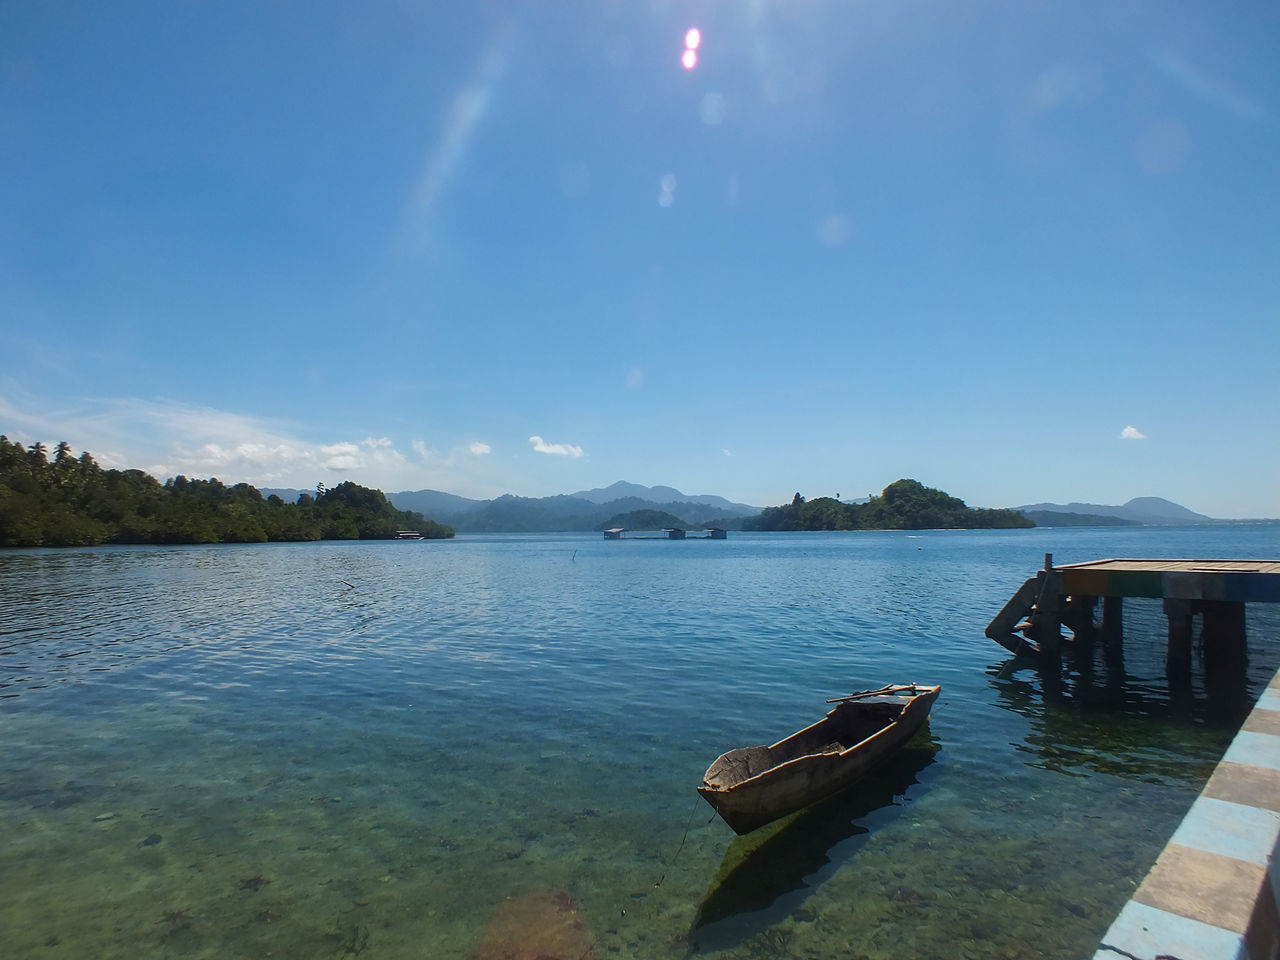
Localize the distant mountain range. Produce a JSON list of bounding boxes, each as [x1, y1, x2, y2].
[[1012, 496, 1213, 525], [256, 485, 1245, 531], [568, 481, 755, 514], [380, 482, 761, 533]]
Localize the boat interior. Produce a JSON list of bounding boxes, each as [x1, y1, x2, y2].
[[703, 699, 907, 788], [786, 700, 905, 758]]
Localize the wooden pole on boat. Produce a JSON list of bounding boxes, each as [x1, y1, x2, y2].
[[827, 684, 918, 704]]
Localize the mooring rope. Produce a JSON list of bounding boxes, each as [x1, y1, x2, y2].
[[654, 795, 713, 889]]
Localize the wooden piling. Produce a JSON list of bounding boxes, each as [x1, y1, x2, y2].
[[1035, 561, 1063, 658], [1101, 595, 1123, 648], [1064, 594, 1098, 644], [1201, 600, 1248, 695], [1163, 598, 1195, 687]]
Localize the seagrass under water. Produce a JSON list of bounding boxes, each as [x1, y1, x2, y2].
[[2, 526, 1277, 959]]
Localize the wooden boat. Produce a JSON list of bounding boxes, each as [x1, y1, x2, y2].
[[698, 683, 940, 835]]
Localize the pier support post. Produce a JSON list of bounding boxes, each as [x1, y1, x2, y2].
[[1164, 598, 1195, 688], [1101, 595, 1124, 686], [1202, 601, 1248, 714], [1064, 595, 1097, 644], [1101, 596, 1123, 650], [1035, 577, 1062, 659], [1201, 600, 1247, 651]]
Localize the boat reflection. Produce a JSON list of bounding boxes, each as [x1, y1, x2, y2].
[[686, 735, 938, 955]]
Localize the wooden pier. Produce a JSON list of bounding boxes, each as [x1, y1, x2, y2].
[[987, 556, 1280, 683]]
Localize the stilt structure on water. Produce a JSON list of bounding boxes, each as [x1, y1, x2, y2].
[[987, 554, 1280, 685], [602, 527, 727, 540]]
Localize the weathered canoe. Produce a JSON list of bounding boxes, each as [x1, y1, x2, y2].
[[698, 683, 941, 835]]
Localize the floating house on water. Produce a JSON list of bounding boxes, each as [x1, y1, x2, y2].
[[603, 528, 727, 540]]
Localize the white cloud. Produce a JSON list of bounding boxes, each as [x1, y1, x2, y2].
[[0, 391, 510, 494], [529, 435, 584, 458], [469, 441, 491, 457], [1120, 426, 1147, 440], [315, 443, 362, 470], [188, 441, 306, 474], [722, 449, 732, 457], [626, 367, 645, 390], [309, 437, 403, 472]]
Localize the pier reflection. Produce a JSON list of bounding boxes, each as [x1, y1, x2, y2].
[[686, 736, 938, 955], [987, 639, 1259, 786]]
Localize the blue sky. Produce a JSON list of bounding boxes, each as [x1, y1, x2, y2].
[[2, 1, 1277, 517]]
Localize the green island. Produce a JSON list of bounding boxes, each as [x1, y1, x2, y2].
[[0, 437, 454, 547], [743, 479, 1034, 531]]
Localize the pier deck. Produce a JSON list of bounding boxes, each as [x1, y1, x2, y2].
[[1054, 559, 1280, 603], [987, 556, 1280, 683]]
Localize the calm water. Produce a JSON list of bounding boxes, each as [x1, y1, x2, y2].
[[2, 526, 1278, 960]]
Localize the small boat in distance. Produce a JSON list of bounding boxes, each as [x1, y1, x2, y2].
[[698, 683, 941, 835]]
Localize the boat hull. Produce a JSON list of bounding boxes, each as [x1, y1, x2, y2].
[[698, 684, 940, 835]]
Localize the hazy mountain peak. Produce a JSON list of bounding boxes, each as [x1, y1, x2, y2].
[[569, 481, 758, 512], [1121, 497, 1211, 522], [1013, 496, 1212, 523], [571, 481, 684, 504]]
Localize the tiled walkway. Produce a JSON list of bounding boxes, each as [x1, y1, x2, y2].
[[1094, 673, 1280, 960]]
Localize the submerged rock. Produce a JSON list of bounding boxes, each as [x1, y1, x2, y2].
[[473, 888, 594, 960]]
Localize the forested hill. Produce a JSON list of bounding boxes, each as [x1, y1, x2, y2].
[[0, 436, 454, 547], [744, 479, 1034, 531]]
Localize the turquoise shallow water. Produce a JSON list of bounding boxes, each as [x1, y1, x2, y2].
[[2, 526, 1278, 959]]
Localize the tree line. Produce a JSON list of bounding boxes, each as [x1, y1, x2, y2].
[[0, 436, 454, 547], [743, 479, 1034, 531]]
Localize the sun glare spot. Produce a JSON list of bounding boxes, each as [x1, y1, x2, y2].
[[682, 27, 701, 69], [658, 172, 677, 207]]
